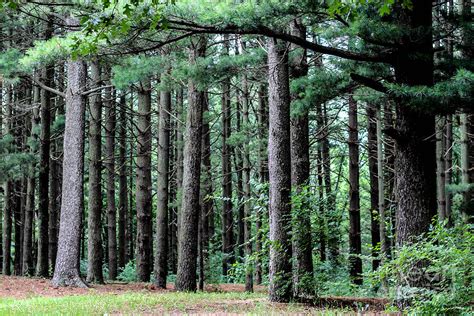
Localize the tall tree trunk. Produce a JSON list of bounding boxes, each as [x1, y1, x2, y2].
[[86, 61, 104, 284], [436, 116, 447, 221], [3, 83, 13, 275], [366, 104, 380, 271], [267, 37, 293, 303], [394, 2, 437, 248], [199, 93, 213, 288], [23, 81, 40, 276], [289, 19, 313, 297], [135, 80, 153, 282], [155, 78, 171, 288], [235, 104, 244, 260], [118, 93, 128, 269], [104, 79, 117, 280], [444, 115, 453, 226], [321, 103, 338, 263], [221, 34, 234, 277], [255, 83, 268, 285], [175, 37, 206, 292], [51, 36, 88, 287], [36, 62, 53, 277], [348, 96, 362, 285], [376, 106, 388, 272], [240, 54, 253, 293], [460, 113, 474, 223]]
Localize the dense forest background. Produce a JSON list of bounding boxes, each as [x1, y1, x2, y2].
[[0, 0, 472, 314]]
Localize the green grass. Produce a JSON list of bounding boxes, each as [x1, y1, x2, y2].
[[0, 291, 347, 315]]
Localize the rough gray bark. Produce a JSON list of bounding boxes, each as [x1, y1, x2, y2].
[[51, 41, 88, 287], [289, 19, 313, 297], [267, 37, 293, 303], [175, 88, 184, 256], [118, 93, 128, 269], [221, 34, 234, 277], [104, 78, 117, 280], [366, 104, 380, 271], [86, 61, 104, 284], [155, 78, 171, 288], [135, 80, 153, 282], [444, 115, 453, 226], [175, 37, 206, 292]]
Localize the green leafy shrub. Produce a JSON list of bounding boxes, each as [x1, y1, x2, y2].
[[117, 260, 137, 282], [372, 222, 474, 314]]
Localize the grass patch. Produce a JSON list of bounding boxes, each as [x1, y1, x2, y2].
[[0, 291, 347, 315]]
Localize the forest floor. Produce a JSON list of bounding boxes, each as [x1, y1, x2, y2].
[[0, 276, 390, 315]]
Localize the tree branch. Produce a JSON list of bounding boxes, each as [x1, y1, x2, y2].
[[30, 76, 66, 98]]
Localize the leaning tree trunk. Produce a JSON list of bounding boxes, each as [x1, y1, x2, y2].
[[104, 79, 117, 280], [348, 96, 362, 285], [86, 61, 104, 284], [366, 103, 380, 271], [135, 80, 153, 282], [267, 37, 293, 303], [155, 76, 171, 288], [51, 40, 88, 287], [289, 19, 313, 297], [175, 37, 206, 292]]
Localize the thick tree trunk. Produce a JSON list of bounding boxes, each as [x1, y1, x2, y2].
[[394, 2, 437, 248], [155, 80, 171, 288], [51, 43, 88, 287], [289, 19, 313, 297], [348, 96, 362, 285], [86, 61, 104, 284], [104, 80, 117, 280], [221, 35, 234, 277], [175, 37, 206, 292], [267, 37, 293, 303], [135, 80, 153, 282], [366, 104, 380, 271], [118, 93, 128, 269]]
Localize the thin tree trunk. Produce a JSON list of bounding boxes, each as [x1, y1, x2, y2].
[[366, 103, 380, 271], [255, 83, 268, 285], [23, 80, 40, 276], [3, 83, 13, 275], [267, 37, 293, 303], [460, 113, 474, 223], [348, 96, 362, 285], [436, 116, 447, 221], [51, 35, 88, 287], [221, 34, 234, 277], [37, 62, 54, 277], [118, 93, 128, 269], [104, 77, 117, 280], [175, 37, 206, 292], [86, 61, 104, 284], [235, 104, 244, 260], [135, 80, 153, 282], [155, 78, 171, 288], [444, 115, 453, 226]]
